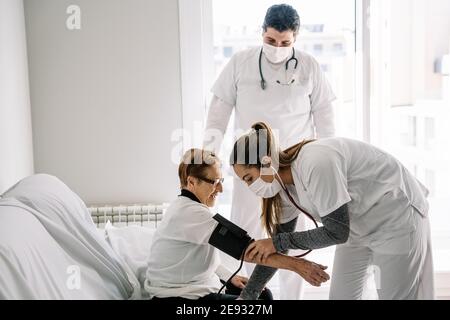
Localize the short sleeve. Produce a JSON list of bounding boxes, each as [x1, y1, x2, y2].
[[168, 203, 219, 245], [301, 148, 351, 217], [211, 55, 238, 107]]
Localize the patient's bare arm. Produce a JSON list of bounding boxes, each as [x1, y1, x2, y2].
[[244, 253, 330, 287]]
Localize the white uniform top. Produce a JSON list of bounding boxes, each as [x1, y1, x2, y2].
[[208, 47, 336, 149], [278, 138, 429, 246], [144, 195, 233, 299]]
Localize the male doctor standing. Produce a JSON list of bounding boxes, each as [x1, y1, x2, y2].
[[204, 4, 336, 299]]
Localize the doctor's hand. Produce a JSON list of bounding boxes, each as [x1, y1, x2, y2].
[[230, 275, 248, 289], [245, 239, 277, 264]]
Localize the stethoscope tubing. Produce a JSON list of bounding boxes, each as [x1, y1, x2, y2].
[[259, 47, 299, 90], [281, 184, 319, 258]]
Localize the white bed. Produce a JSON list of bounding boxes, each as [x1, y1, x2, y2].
[[0, 174, 240, 300], [0, 174, 146, 300]]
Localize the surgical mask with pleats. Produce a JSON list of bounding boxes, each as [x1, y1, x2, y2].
[[263, 43, 292, 64], [248, 166, 283, 198]]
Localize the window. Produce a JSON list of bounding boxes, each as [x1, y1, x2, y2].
[[211, 0, 357, 204], [333, 42, 344, 53], [320, 64, 329, 73], [313, 43, 324, 54], [425, 169, 436, 198], [369, 0, 450, 278], [303, 24, 324, 33], [399, 116, 417, 147], [424, 117, 436, 150], [222, 46, 233, 58]]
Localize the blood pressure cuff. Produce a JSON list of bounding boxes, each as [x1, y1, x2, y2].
[[208, 214, 253, 260]]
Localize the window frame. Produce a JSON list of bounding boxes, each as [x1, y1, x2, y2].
[[178, 0, 215, 150]]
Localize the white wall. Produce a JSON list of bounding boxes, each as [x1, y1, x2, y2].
[[0, 0, 34, 194], [24, 0, 183, 204]]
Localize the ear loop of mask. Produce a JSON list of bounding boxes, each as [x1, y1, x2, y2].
[[260, 155, 274, 176]]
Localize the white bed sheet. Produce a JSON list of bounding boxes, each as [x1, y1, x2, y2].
[[0, 174, 140, 300], [103, 223, 155, 299]]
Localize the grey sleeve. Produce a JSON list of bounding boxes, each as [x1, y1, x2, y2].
[[273, 204, 350, 252], [239, 218, 298, 300]]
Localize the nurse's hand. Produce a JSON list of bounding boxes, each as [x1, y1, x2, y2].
[[295, 259, 330, 287], [230, 275, 248, 289], [245, 239, 277, 264]]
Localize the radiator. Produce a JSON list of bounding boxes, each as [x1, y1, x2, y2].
[[87, 203, 169, 228]]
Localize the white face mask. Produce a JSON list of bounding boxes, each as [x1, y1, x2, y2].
[[263, 43, 292, 64], [248, 167, 284, 198]]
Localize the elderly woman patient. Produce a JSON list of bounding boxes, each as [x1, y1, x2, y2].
[[144, 149, 329, 300]]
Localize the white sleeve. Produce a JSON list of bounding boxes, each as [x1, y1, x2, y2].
[[310, 58, 336, 138], [211, 55, 238, 107], [312, 103, 335, 138], [170, 205, 219, 245], [301, 148, 351, 217], [203, 96, 234, 153]]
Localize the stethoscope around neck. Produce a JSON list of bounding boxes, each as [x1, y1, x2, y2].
[[259, 47, 299, 90]]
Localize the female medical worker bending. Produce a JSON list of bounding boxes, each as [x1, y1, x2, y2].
[[145, 149, 330, 300], [204, 4, 336, 299], [230, 122, 434, 300]]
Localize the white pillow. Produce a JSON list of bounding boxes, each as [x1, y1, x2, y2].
[[104, 224, 155, 298]]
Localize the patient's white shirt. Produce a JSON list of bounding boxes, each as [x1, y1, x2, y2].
[[144, 195, 233, 299]]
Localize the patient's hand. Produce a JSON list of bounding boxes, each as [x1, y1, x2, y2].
[[294, 258, 330, 287], [230, 275, 248, 289]]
